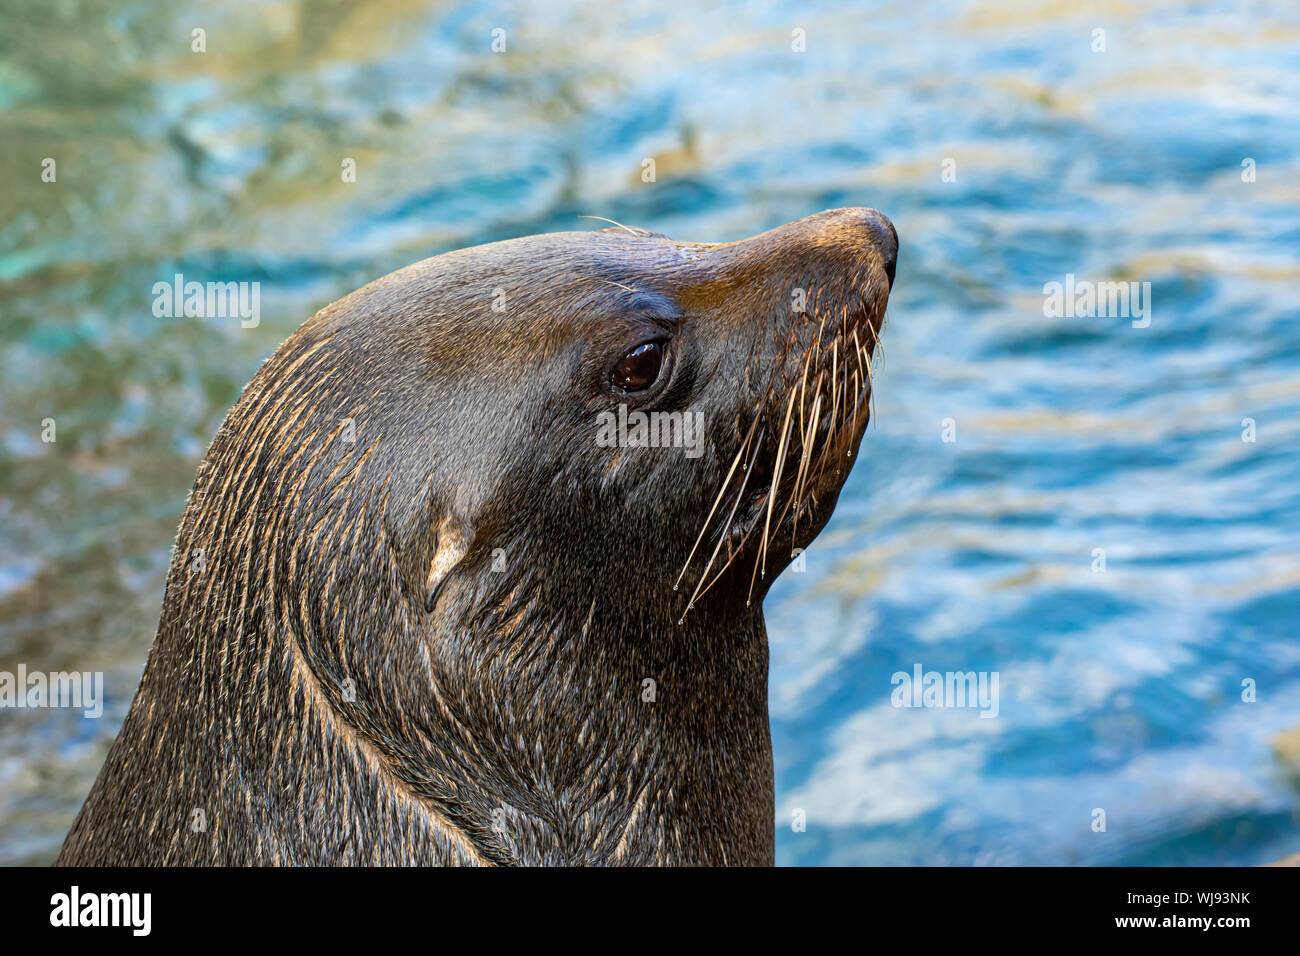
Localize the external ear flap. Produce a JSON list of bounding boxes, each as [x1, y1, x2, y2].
[[425, 513, 472, 613]]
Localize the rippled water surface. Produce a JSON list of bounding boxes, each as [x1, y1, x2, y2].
[[2, 0, 1298, 865]]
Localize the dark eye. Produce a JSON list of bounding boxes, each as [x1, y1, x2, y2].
[[610, 341, 665, 392]]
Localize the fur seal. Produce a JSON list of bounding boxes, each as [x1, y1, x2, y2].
[[57, 207, 896, 866]]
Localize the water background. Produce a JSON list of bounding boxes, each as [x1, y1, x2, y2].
[[2, 0, 1298, 865]]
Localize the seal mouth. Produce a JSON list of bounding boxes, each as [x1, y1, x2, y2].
[[674, 264, 890, 619], [667, 206, 896, 619], [743, 287, 886, 542]]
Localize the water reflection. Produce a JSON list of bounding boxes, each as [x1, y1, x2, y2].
[[2, 0, 1298, 865]]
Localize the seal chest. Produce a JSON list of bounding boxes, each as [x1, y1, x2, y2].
[[58, 208, 897, 866]]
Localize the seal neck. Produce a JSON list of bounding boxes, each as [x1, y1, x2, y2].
[[383, 591, 777, 865]]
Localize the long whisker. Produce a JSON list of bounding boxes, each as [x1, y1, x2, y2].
[[786, 385, 823, 540], [673, 411, 763, 592], [753, 386, 798, 595], [826, 336, 840, 453], [581, 277, 642, 294], [797, 348, 812, 453], [848, 326, 874, 457], [679, 427, 766, 618], [578, 215, 640, 236]]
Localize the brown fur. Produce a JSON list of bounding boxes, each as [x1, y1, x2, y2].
[[57, 208, 896, 866]]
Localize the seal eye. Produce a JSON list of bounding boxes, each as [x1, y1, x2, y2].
[[611, 341, 665, 392]]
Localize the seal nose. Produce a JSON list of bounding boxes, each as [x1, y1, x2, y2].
[[812, 207, 897, 288], [856, 209, 897, 288], [880, 218, 898, 288]]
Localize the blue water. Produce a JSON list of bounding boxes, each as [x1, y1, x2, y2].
[[1, 0, 1298, 865]]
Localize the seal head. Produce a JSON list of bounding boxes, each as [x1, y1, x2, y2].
[[58, 208, 896, 866]]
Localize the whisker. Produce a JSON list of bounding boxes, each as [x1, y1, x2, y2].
[[679, 427, 766, 618], [797, 348, 812, 452], [826, 336, 840, 453], [673, 412, 763, 592], [787, 384, 823, 540], [750, 386, 798, 603], [585, 277, 643, 294], [578, 215, 641, 236]]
